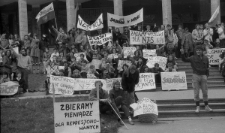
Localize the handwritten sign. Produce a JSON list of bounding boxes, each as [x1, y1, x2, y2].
[[161, 72, 188, 90], [135, 73, 156, 91], [146, 56, 167, 70], [130, 30, 165, 45], [123, 47, 136, 58], [117, 60, 132, 71], [130, 98, 158, 117], [54, 101, 100, 133], [49, 76, 75, 95], [106, 78, 121, 91], [143, 49, 157, 58], [0, 81, 19, 96], [74, 78, 107, 91], [87, 33, 112, 46], [107, 8, 143, 27], [108, 54, 119, 59], [207, 48, 225, 65], [77, 14, 103, 31]]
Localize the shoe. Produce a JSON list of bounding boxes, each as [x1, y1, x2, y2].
[[128, 119, 134, 125], [205, 106, 213, 112], [118, 120, 124, 126], [195, 106, 200, 113]]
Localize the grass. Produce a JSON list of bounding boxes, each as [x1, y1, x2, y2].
[[1, 96, 120, 133]]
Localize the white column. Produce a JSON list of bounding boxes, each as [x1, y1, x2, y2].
[[113, 0, 123, 33], [66, 0, 76, 31], [211, 0, 221, 24], [162, 0, 172, 26], [18, 0, 28, 39]]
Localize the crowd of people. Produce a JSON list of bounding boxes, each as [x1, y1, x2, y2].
[[0, 22, 225, 94]]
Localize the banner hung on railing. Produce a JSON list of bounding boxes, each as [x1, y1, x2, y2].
[[207, 48, 225, 65]]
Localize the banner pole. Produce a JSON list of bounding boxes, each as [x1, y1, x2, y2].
[[54, 11, 58, 30], [108, 101, 129, 130], [52, 82, 55, 104]]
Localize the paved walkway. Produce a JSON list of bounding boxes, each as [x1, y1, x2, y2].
[[118, 117, 225, 133]]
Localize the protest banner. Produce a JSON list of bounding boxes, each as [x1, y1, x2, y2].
[[146, 56, 167, 70], [58, 66, 65, 70], [123, 47, 136, 58], [106, 78, 121, 91], [49, 76, 75, 95], [54, 101, 100, 133], [74, 52, 88, 62], [143, 49, 157, 58], [135, 73, 156, 91], [207, 48, 225, 65], [77, 13, 103, 31], [91, 59, 102, 69], [130, 30, 165, 45], [0, 81, 19, 96], [107, 8, 143, 27], [130, 98, 158, 117], [161, 72, 188, 91], [74, 78, 107, 91], [117, 60, 132, 71], [87, 33, 112, 46]]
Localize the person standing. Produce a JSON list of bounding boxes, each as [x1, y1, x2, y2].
[[121, 65, 140, 106], [11, 48, 32, 92], [180, 45, 213, 113]]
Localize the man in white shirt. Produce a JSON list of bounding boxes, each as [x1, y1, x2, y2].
[[203, 23, 213, 44]]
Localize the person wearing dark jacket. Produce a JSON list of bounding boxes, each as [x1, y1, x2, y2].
[[181, 45, 212, 113], [121, 65, 139, 105]]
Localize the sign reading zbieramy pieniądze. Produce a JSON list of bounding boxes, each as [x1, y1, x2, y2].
[[54, 101, 100, 133], [107, 8, 143, 27], [161, 72, 188, 91]]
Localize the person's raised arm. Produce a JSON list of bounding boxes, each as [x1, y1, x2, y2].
[[52, 25, 59, 34]]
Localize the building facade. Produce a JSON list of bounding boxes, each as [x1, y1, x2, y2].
[[0, 0, 224, 39]]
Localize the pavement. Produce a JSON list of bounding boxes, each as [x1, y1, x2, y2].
[[118, 117, 225, 133]]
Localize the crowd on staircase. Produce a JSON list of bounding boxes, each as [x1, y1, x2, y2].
[[0, 22, 225, 94]]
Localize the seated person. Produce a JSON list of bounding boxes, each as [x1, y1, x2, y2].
[[165, 62, 177, 72], [109, 80, 134, 125], [167, 54, 178, 70], [89, 81, 111, 113], [0, 72, 10, 84], [77, 53, 88, 65], [150, 63, 164, 86], [13, 72, 27, 94], [87, 65, 100, 78]]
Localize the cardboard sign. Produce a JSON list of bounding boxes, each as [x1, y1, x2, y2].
[[49, 76, 75, 95], [107, 8, 143, 27], [146, 56, 167, 70], [130, 98, 158, 117], [106, 78, 121, 91], [130, 30, 165, 45], [135, 73, 156, 91], [77, 14, 103, 31], [54, 101, 100, 133], [74, 78, 107, 91], [117, 60, 132, 71], [0, 81, 19, 96], [161, 72, 188, 91], [143, 49, 157, 58], [207, 48, 225, 65], [123, 47, 136, 58], [87, 33, 112, 46]]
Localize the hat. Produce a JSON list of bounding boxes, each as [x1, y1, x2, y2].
[[195, 45, 204, 51]]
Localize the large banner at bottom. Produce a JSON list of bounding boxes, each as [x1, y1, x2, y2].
[[54, 101, 100, 133], [161, 72, 187, 91], [0, 81, 19, 96]]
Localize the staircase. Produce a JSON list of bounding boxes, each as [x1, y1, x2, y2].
[[155, 59, 225, 118], [176, 58, 225, 89]]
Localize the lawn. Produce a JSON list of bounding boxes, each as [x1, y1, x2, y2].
[[1, 96, 120, 133]]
